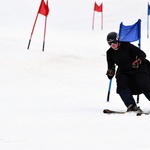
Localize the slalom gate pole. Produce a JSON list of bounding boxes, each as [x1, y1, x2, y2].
[[42, 16, 47, 51], [92, 11, 95, 30], [27, 13, 39, 50]]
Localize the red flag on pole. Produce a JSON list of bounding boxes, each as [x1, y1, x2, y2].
[[27, 0, 49, 51], [38, 0, 49, 16], [94, 2, 102, 12], [92, 2, 103, 30]]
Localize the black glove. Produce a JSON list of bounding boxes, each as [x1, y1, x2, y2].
[[106, 68, 115, 79], [132, 58, 142, 69]]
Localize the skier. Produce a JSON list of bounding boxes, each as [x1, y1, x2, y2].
[[106, 31, 150, 111]]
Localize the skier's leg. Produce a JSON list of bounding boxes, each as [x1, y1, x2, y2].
[[119, 88, 137, 108], [144, 92, 150, 100], [116, 74, 137, 109], [134, 71, 150, 101]]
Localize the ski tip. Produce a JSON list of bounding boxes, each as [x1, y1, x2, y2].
[[137, 112, 150, 116], [103, 109, 111, 113]]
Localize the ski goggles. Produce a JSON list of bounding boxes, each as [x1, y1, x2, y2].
[[108, 40, 118, 46]]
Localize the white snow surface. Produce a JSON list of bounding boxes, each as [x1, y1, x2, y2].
[[0, 0, 150, 149]]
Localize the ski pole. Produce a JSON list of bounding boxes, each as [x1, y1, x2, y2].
[[107, 79, 112, 102]]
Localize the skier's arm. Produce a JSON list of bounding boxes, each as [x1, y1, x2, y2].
[[106, 51, 115, 79], [129, 43, 146, 68], [130, 43, 146, 62]]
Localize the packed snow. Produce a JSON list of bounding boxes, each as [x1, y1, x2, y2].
[[0, 0, 150, 149]]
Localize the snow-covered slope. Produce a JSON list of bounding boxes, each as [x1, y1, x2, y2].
[[0, 0, 150, 149]]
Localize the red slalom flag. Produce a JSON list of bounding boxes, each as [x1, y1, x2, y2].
[[92, 2, 103, 30], [38, 0, 49, 16], [94, 2, 102, 12], [27, 0, 49, 51]]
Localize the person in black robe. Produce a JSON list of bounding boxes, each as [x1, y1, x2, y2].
[[106, 32, 150, 111]]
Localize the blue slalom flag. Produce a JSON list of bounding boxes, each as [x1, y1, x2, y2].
[[119, 19, 141, 42], [148, 3, 150, 15]]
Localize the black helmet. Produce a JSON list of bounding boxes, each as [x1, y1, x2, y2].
[[107, 32, 119, 44]]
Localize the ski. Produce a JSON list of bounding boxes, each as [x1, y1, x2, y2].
[[136, 111, 150, 116], [103, 109, 150, 116], [103, 109, 125, 114]]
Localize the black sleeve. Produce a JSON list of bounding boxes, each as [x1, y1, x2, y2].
[[129, 43, 146, 62], [106, 50, 115, 69]]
